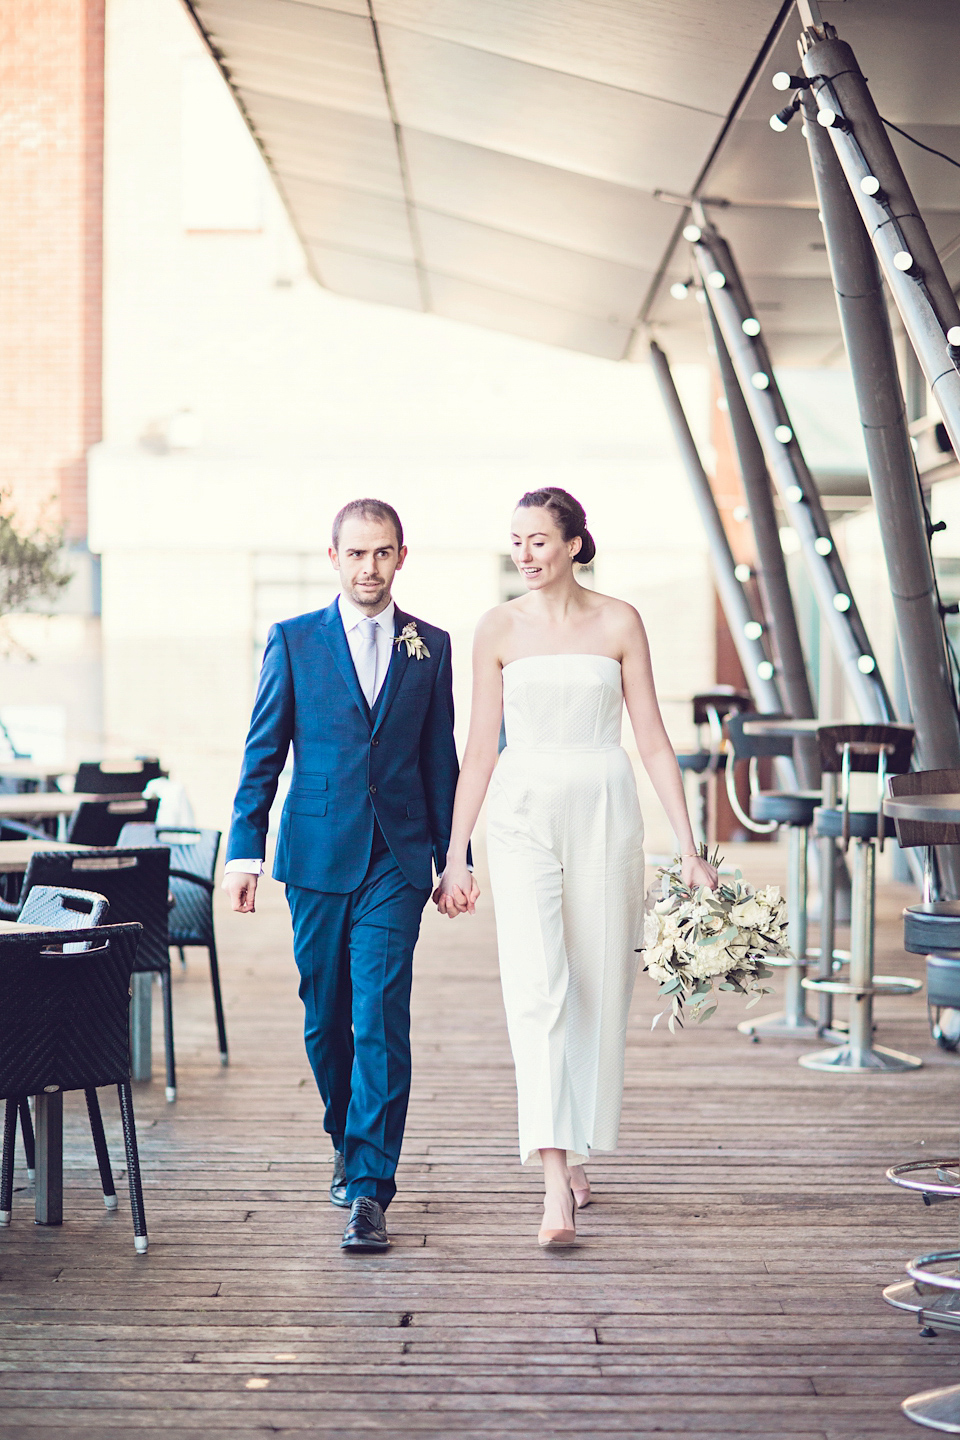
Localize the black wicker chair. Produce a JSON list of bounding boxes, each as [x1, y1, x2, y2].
[[4, 886, 110, 1183], [17, 850, 176, 1099], [74, 760, 163, 795], [0, 922, 148, 1252], [118, 823, 227, 1065], [67, 796, 159, 847]]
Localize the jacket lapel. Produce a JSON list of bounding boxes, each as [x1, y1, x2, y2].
[[371, 608, 412, 736], [319, 598, 371, 725]]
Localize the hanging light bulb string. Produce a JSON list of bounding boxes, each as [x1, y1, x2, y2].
[[878, 117, 960, 172]]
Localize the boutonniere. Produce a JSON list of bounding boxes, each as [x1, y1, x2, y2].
[[395, 621, 430, 660]]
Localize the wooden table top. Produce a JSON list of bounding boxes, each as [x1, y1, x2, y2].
[[0, 761, 70, 782], [0, 840, 90, 873], [884, 793, 960, 824], [0, 918, 54, 933], [0, 791, 146, 818]]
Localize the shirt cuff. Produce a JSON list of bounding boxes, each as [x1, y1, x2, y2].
[[223, 859, 264, 877]]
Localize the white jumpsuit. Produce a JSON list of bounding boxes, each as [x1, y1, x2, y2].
[[487, 654, 645, 1165]]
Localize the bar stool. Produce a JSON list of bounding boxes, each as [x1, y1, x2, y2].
[[676, 689, 751, 847], [801, 723, 919, 1073], [724, 712, 821, 1038], [887, 767, 960, 1052]]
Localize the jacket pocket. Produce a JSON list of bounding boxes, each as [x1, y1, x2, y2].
[[286, 795, 328, 817], [293, 772, 327, 791]]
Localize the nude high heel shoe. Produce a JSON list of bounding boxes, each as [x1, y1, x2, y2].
[[538, 1188, 577, 1248], [568, 1166, 591, 1210]]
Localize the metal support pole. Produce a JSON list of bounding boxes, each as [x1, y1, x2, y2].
[[691, 230, 893, 722], [131, 972, 153, 1082], [34, 1090, 63, 1226], [800, 91, 960, 898], [739, 821, 816, 1037], [799, 28, 960, 465], [706, 302, 820, 788], [650, 340, 782, 710]]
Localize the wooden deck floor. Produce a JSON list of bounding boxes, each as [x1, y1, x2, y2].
[[1, 843, 959, 1438]]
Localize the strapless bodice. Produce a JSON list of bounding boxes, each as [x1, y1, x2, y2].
[[501, 654, 623, 751]]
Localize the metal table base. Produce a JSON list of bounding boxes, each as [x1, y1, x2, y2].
[[903, 1384, 960, 1433]]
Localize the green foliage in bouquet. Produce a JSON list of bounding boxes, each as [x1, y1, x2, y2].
[[639, 844, 790, 1033]]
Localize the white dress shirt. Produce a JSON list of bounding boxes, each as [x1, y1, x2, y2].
[[224, 595, 396, 878]]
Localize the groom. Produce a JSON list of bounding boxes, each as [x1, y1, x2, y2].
[[223, 499, 460, 1251]]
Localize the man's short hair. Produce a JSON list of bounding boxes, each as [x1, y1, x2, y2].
[[332, 499, 404, 551]]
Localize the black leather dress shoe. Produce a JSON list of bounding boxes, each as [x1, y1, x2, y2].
[[340, 1196, 389, 1251], [330, 1150, 349, 1208]]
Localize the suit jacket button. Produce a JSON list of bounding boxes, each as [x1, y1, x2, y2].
[[371, 738, 379, 747], [369, 784, 377, 794]]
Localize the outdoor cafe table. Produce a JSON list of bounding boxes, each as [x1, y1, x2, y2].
[[0, 792, 143, 823], [0, 840, 157, 1084], [0, 761, 69, 790]]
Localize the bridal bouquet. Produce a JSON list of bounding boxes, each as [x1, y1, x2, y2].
[[641, 847, 789, 1032]]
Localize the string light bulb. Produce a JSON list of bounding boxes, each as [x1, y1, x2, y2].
[[894, 250, 915, 271], [757, 660, 775, 681], [707, 270, 726, 289], [734, 562, 751, 581], [833, 592, 851, 612], [785, 484, 803, 503], [860, 175, 881, 196], [670, 281, 689, 300], [742, 317, 761, 336], [857, 655, 876, 674], [814, 536, 833, 556], [682, 223, 702, 242], [774, 424, 793, 443], [947, 326, 960, 345], [770, 95, 801, 132], [751, 372, 770, 390], [744, 621, 763, 640]]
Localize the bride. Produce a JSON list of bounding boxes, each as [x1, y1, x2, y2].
[[436, 486, 718, 1246]]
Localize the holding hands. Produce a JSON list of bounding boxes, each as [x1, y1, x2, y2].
[[434, 862, 480, 918]]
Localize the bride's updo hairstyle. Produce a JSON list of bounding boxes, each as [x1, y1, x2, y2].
[[516, 487, 596, 566]]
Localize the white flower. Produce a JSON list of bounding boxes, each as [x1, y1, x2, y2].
[[643, 912, 662, 947], [730, 896, 765, 927]]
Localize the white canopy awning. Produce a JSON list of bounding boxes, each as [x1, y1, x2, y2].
[[184, 0, 960, 366]]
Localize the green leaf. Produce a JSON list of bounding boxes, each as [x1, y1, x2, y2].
[[696, 1005, 718, 1024]]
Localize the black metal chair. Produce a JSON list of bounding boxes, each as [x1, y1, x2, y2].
[[724, 712, 821, 1038], [74, 760, 164, 795], [118, 823, 228, 1066], [18, 850, 176, 1100], [887, 767, 960, 1052], [800, 723, 919, 1073], [0, 922, 148, 1252], [2, 886, 110, 1183], [67, 796, 159, 847]]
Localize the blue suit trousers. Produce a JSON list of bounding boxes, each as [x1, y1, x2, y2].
[[286, 832, 431, 1209]]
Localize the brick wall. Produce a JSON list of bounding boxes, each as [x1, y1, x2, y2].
[[0, 0, 104, 543]]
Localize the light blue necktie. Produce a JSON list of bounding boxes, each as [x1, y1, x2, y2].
[[355, 616, 379, 707]]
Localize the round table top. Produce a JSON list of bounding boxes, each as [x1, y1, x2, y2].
[[883, 793, 960, 824]]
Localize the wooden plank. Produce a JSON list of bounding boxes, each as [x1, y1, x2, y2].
[[0, 843, 951, 1436]]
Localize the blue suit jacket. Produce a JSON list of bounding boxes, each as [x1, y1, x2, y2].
[[226, 599, 460, 893]]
